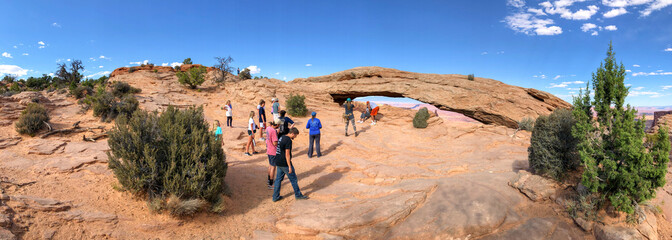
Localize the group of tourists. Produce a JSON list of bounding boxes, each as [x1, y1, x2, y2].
[[213, 97, 379, 202]]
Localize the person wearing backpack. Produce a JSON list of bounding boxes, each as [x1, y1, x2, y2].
[[306, 111, 322, 158], [278, 110, 294, 137], [343, 98, 358, 137]]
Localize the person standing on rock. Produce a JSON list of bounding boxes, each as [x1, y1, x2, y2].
[[306, 111, 322, 158], [265, 121, 279, 189], [272, 127, 309, 202], [225, 100, 233, 128], [258, 100, 267, 141], [245, 111, 258, 156], [271, 98, 281, 124], [344, 98, 358, 137]]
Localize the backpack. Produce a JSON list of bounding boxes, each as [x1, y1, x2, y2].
[[277, 118, 287, 136]]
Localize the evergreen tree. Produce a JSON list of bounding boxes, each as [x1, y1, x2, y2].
[[573, 42, 670, 214]]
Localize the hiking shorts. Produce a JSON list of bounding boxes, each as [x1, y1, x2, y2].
[[267, 155, 276, 166]]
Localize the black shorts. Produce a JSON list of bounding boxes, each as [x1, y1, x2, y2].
[[267, 155, 276, 166], [247, 130, 256, 136]]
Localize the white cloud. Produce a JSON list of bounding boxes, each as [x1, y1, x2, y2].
[[633, 64, 640, 67], [38, 41, 45, 45], [99, 66, 103, 68], [283, 77, 287, 80], [48, 73, 54, 77], [591, 31, 599, 36], [85, 71, 111, 79], [602, 0, 653, 8], [641, 0, 672, 16], [541, 1, 599, 20], [665, 48, 672, 51], [632, 71, 672, 76], [67, 59, 71, 62], [550, 83, 569, 88], [604, 25, 618, 31], [528, 8, 547, 15], [533, 74, 547, 79], [129, 60, 149, 65], [481, 52, 488, 55], [581, 23, 597, 32], [633, 86, 645, 90], [246, 65, 261, 74], [626, 69, 632, 72], [629, 91, 660, 96], [22, 53, 28, 56], [554, 75, 562, 80], [275, 72, 280, 75], [161, 63, 169, 66], [13, 46, 17, 49], [508, 0, 526, 8], [89, 57, 96, 61], [2, 52, 12, 58], [0, 65, 29, 76], [603, 7, 628, 17], [662, 85, 672, 90], [52, 22, 61, 28], [305, 64, 312, 67], [170, 62, 183, 68], [504, 13, 562, 36]]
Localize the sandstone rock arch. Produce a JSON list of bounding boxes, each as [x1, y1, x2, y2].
[[292, 67, 571, 128]]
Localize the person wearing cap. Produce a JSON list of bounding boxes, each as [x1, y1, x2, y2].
[[343, 98, 358, 137], [271, 98, 281, 124], [306, 111, 322, 158]]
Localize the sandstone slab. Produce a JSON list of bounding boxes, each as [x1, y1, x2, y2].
[[10, 195, 70, 212], [0, 137, 21, 149], [594, 225, 643, 240], [61, 210, 117, 223], [508, 170, 558, 202], [27, 139, 66, 155]]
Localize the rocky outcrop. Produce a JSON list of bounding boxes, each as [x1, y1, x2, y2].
[[292, 67, 571, 128], [0, 91, 53, 126], [110, 64, 217, 78], [508, 170, 559, 202]]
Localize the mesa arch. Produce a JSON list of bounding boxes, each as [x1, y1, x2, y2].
[[291, 67, 571, 128]]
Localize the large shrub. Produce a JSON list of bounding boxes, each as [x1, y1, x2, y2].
[[71, 85, 94, 99], [15, 103, 50, 136], [110, 81, 141, 97], [238, 68, 251, 80], [528, 108, 578, 180], [285, 94, 308, 117], [25, 75, 52, 90], [518, 117, 535, 131], [177, 66, 207, 89], [413, 107, 430, 128], [108, 106, 227, 215], [573, 43, 670, 214]]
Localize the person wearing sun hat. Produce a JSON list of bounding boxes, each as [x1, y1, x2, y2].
[[306, 111, 322, 158], [343, 98, 357, 137]]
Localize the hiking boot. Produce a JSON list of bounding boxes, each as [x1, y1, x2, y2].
[[245, 152, 252, 156], [296, 195, 310, 200], [273, 196, 284, 202], [355, 132, 359, 137]]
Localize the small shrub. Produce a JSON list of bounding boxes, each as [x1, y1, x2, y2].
[[25, 75, 52, 90], [9, 83, 21, 92], [128, 67, 137, 73], [467, 74, 475, 81], [285, 94, 308, 117], [110, 81, 141, 97], [528, 108, 578, 181], [413, 107, 431, 128], [15, 103, 50, 136], [350, 72, 356, 79], [238, 68, 251, 80], [71, 85, 94, 99], [90, 90, 139, 122], [177, 66, 207, 89], [108, 106, 227, 216], [174, 65, 181, 71], [153, 69, 158, 73], [518, 117, 535, 131], [182, 58, 193, 65]]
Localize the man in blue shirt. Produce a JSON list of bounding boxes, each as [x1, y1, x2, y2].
[[306, 111, 322, 158]]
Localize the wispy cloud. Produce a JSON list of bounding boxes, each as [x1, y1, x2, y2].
[[129, 60, 149, 65], [504, 12, 562, 35], [99, 66, 103, 68], [533, 74, 547, 79], [604, 25, 618, 31], [581, 23, 597, 32], [52, 22, 61, 28], [632, 71, 672, 76], [0, 65, 29, 76], [481, 52, 488, 55], [549, 80, 584, 88], [2, 52, 12, 58], [603, 7, 628, 18], [633, 64, 641, 67], [507, 0, 526, 8], [22, 53, 28, 56], [85, 71, 111, 79], [305, 64, 312, 67], [38, 41, 46, 49], [641, 0, 672, 16], [662, 85, 672, 90], [275, 72, 280, 75], [665, 48, 672, 52]]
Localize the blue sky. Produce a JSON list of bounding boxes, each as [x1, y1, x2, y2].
[[1, 0, 671, 106]]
